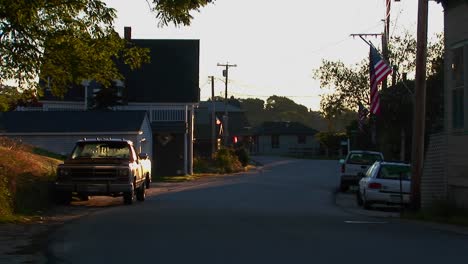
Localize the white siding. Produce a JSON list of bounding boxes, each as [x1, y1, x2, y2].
[[257, 135, 319, 155]]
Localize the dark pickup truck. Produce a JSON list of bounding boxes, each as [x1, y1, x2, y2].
[[55, 138, 151, 205]]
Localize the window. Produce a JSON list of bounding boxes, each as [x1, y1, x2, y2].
[[271, 135, 279, 149], [452, 88, 464, 129], [347, 153, 383, 165], [297, 135, 306, 144], [451, 46, 465, 129], [378, 165, 411, 181]]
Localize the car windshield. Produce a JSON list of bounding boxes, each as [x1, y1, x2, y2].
[[378, 165, 411, 180], [71, 142, 131, 159], [347, 153, 382, 165]]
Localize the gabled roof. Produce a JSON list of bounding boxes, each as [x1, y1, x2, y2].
[[0, 111, 148, 133], [255, 121, 318, 135]]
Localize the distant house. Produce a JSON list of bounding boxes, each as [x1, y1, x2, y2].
[[15, 27, 200, 176], [252, 121, 319, 156], [194, 101, 251, 156], [422, 0, 468, 208], [0, 111, 152, 157]]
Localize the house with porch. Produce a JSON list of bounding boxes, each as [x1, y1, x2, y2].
[[15, 27, 199, 176]]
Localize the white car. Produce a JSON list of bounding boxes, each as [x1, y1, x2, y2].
[[339, 150, 384, 192], [357, 161, 411, 209]]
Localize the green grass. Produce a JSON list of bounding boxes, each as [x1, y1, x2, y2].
[[402, 200, 468, 227], [32, 147, 66, 160], [154, 175, 201, 183]]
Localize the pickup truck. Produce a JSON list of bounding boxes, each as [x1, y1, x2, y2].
[[339, 150, 384, 192], [54, 138, 152, 205]]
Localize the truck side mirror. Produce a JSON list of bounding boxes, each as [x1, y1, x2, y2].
[[138, 153, 149, 160]]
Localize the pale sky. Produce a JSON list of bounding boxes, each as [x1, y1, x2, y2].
[[105, 0, 444, 111]]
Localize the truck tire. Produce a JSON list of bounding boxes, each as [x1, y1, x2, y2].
[[123, 188, 134, 205], [55, 191, 72, 205], [136, 181, 146, 201], [145, 174, 151, 189], [340, 182, 348, 192]]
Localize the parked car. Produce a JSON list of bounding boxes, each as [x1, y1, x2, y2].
[[55, 138, 152, 205], [339, 150, 384, 192], [357, 161, 411, 209]]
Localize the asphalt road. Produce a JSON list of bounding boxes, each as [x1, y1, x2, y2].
[[49, 156, 468, 263]]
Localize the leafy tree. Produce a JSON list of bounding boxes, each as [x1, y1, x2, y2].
[[315, 131, 347, 157], [314, 32, 443, 117], [0, 0, 214, 103]]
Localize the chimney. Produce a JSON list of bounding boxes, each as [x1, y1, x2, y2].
[[124, 27, 131, 40]]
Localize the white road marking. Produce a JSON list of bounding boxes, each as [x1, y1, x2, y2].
[[344, 220, 388, 224]]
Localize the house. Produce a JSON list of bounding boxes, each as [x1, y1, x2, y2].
[[194, 101, 251, 157], [252, 121, 319, 156], [0, 111, 152, 157], [422, 0, 468, 208], [16, 27, 200, 176]]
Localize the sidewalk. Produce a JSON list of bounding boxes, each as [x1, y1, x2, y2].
[[334, 190, 468, 236]]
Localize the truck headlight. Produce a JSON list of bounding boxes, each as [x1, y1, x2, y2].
[[57, 168, 71, 179], [118, 168, 129, 177]]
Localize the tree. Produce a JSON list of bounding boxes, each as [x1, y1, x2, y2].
[[314, 31, 443, 117], [0, 0, 214, 102]]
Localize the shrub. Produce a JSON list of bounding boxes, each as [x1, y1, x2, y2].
[[214, 148, 243, 173], [235, 147, 250, 167]]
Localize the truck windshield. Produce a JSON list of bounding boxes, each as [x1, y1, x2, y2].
[[71, 142, 131, 159], [347, 153, 382, 165]]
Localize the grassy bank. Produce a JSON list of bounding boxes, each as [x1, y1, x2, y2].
[[402, 200, 468, 227], [0, 138, 62, 223]]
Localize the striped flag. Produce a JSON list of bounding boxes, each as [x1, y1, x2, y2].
[[369, 45, 392, 115]]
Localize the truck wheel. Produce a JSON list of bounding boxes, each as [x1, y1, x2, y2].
[[145, 174, 151, 189], [136, 182, 146, 201], [78, 193, 90, 201], [55, 192, 72, 205], [340, 182, 348, 192], [123, 188, 134, 205]]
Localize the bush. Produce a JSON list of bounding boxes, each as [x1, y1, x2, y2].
[[214, 148, 243, 173], [235, 147, 250, 167]]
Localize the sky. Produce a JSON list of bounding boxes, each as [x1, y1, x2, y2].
[[105, 0, 444, 111]]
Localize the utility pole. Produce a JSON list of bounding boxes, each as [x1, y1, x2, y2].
[[210, 76, 216, 157], [410, 0, 429, 210], [217, 62, 237, 146], [381, 0, 391, 90]]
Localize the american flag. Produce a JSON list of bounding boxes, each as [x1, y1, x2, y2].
[[369, 45, 392, 115]]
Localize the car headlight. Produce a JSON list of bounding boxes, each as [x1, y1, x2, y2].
[[57, 168, 71, 178]]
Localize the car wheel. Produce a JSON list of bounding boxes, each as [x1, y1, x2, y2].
[[136, 181, 146, 201], [123, 185, 135, 205], [356, 190, 363, 206], [362, 192, 372, 210], [145, 174, 151, 189]]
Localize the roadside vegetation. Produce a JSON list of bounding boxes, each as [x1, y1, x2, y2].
[[152, 147, 253, 183], [403, 200, 468, 227], [0, 137, 62, 223]]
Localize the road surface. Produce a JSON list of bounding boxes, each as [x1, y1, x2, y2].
[[49, 156, 468, 263]]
